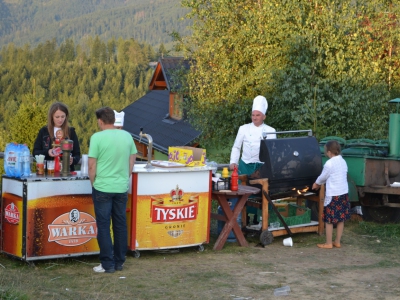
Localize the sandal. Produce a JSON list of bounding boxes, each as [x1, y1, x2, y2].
[[317, 243, 333, 249], [333, 242, 341, 248]]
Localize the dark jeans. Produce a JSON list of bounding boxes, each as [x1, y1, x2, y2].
[[92, 187, 128, 271]]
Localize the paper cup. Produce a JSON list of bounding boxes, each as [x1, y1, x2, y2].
[[283, 237, 293, 247]]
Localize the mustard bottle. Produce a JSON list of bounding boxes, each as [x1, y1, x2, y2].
[[222, 167, 229, 178]]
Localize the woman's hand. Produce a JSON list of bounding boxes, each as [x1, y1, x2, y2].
[[229, 163, 237, 171]]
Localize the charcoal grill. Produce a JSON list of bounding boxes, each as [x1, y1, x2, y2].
[[248, 131, 322, 195], [243, 130, 325, 246]]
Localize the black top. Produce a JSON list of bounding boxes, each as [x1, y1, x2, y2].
[[33, 126, 81, 171]]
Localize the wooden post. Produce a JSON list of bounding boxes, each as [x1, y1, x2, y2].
[[249, 178, 269, 231], [318, 184, 325, 235]]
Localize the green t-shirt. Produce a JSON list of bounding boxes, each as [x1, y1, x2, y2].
[[89, 129, 137, 193]]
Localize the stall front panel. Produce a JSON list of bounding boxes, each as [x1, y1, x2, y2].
[[1, 179, 24, 258], [130, 166, 211, 251], [1, 175, 99, 261]]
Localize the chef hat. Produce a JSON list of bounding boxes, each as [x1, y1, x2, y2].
[[114, 110, 125, 127], [252, 95, 268, 115]]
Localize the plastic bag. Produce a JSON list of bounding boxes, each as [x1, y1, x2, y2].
[[4, 143, 31, 178]]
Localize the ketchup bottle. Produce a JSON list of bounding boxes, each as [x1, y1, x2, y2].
[[231, 166, 238, 191]]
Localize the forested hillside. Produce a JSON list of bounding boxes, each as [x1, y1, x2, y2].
[[0, 36, 157, 154], [0, 0, 190, 50]]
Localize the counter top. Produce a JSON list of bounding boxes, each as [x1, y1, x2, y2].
[[3, 171, 89, 182], [133, 164, 212, 173]]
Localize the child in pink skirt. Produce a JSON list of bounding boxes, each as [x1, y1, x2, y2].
[[312, 140, 350, 249]]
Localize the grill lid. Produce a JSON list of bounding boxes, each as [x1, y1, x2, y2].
[[256, 136, 322, 194]]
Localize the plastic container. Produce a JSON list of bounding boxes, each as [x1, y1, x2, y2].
[[274, 286, 291, 296], [23, 149, 31, 176], [222, 167, 229, 178], [230, 166, 238, 191], [217, 198, 241, 242], [4, 143, 31, 178], [81, 154, 88, 175], [267, 203, 311, 227], [270, 221, 280, 229]]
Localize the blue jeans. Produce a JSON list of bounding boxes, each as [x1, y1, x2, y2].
[[92, 187, 128, 271]]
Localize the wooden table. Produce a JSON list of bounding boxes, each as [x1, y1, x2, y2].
[[211, 185, 260, 250]]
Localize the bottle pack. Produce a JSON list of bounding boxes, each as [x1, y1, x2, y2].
[[4, 143, 31, 178]]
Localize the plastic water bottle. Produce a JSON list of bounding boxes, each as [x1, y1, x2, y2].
[[23, 149, 31, 176], [15, 149, 23, 178]]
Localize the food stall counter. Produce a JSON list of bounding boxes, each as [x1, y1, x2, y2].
[[1, 172, 98, 261], [129, 163, 212, 256]]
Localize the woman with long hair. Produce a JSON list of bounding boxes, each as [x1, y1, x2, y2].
[[33, 102, 81, 171]]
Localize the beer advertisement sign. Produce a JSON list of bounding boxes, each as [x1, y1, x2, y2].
[[4, 202, 20, 224], [47, 209, 97, 246], [1, 180, 24, 257], [1, 178, 99, 260], [131, 171, 211, 250]]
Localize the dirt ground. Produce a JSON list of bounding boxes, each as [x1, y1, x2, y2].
[[121, 224, 400, 300], [1, 220, 400, 300]]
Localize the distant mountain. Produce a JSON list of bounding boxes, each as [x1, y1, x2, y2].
[[0, 0, 191, 50]]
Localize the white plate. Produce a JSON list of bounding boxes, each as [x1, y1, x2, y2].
[[390, 182, 400, 187]]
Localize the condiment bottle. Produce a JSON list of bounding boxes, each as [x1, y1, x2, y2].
[[231, 166, 238, 191], [222, 167, 229, 178]]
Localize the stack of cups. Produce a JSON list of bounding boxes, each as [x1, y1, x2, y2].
[[81, 154, 89, 176]]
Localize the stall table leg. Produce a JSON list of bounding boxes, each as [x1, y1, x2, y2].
[[211, 185, 260, 250], [213, 194, 250, 250]]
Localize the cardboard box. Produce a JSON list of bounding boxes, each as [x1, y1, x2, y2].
[[168, 146, 206, 167]]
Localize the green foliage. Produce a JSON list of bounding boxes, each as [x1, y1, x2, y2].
[[8, 96, 47, 151], [0, 36, 156, 155], [0, 288, 29, 300], [181, 0, 400, 147]]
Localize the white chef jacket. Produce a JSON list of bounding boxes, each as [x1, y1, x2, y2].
[[230, 123, 277, 165], [315, 155, 348, 206]]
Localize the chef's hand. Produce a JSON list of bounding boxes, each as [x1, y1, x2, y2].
[[229, 163, 237, 171], [312, 182, 320, 190]]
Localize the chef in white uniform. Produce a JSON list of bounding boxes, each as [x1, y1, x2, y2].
[[229, 95, 276, 175]]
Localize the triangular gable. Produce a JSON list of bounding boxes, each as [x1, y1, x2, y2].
[[149, 62, 167, 90]]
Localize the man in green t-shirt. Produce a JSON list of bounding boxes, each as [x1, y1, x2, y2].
[[89, 107, 137, 273]]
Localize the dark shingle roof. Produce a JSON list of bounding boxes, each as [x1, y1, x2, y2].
[[122, 90, 201, 154], [159, 57, 191, 91]]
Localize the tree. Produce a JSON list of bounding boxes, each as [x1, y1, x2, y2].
[[8, 95, 47, 152], [180, 0, 400, 148], [158, 43, 169, 58]]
